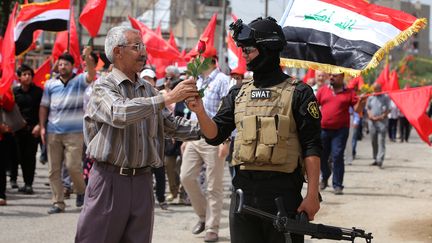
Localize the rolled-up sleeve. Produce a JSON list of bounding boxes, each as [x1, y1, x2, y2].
[[88, 79, 166, 129]]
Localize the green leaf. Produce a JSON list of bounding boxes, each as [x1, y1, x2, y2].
[[187, 62, 195, 72]]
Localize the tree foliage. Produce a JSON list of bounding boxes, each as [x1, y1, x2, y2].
[[0, 0, 31, 36]]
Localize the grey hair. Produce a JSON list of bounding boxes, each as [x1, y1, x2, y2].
[[104, 26, 140, 63], [165, 65, 180, 77]]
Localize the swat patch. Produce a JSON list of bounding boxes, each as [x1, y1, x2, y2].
[[251, 89, 272, 99], [307, 101, 320, 119]]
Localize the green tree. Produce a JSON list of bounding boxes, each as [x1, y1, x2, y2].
[[0, 0, 31, 36]]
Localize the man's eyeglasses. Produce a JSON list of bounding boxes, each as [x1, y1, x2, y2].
[[118, 43, 145, 52], [241, 46, 257, 55]]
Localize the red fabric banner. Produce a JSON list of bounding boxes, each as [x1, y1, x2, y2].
[[185, 14, 217, 59], [33, 58, 51, 89], [129, 16, 180, 61], [388, 70, 400, 91], [376, 63, 390, 89], [79, 0, 107, 37], [302, 68, 315, 83], [388, 86, 432, 146], [0, 3, 18, 95], [168, 30, 178, 51], [347, 75, 365, 90], [52, 8, 81, 70]]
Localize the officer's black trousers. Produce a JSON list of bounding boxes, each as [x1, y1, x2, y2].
[[229, 168, 304, 243]]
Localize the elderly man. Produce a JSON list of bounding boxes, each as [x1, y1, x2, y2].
[[75, 26, 201, 243]]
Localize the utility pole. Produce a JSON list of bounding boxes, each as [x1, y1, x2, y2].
[[265, 0, 268, 17], [219, 0, 228, 73], [78, 0, 83, 48], [181, 0, 187, 50], [152, 0, 156, 29]]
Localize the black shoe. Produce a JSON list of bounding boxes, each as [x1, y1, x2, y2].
[[370, 161, 378, 166], [47, 205, 64, 214], [18, 185, 34, 194], [319, 180, 328, 190], [76, 194, 85, 207], [192, 221, 205, 235], [10, 180, 18, 189], [334, 187, 344, 195]]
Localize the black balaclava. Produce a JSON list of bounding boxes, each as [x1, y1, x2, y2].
[[246, 17, 289, 88]]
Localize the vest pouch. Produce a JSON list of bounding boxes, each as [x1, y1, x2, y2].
[[255, 144, 272, 163], [255, 117, 277, 163], [238, 115, 257, 162], [271, 115, 291, 164]]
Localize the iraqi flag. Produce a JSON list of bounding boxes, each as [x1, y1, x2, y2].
[[280, 0, 426, 76], [14, 0, 70, 56]]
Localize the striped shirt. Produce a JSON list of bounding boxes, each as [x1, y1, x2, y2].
[[190, 68, 231, 120], [40, 73, 88, 134], [84, 68, 200, 168]]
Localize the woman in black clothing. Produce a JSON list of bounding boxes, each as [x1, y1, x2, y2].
[[13, 64, 43, 194]]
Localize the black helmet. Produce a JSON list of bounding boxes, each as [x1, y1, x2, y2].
[[229, 16, 286, 51]]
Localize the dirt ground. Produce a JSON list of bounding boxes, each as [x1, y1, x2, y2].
[[1, 132, 431, 243]]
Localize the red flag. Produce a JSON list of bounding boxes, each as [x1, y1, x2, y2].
[[155, 23, 162, 38], [79, 0, 107, 37], [168, 30, 178, 51], [302, 69, 315, 83], [52, 8, 81, 70], [0, 3, 18, 95], [129, 16, 180, 61], [347, 76, 365, 90], [0, 36, 3, 67], [33, 58, 51, 89], [376, 63, 390, 90], [185, 14, 217, 59], [389, 86, 432, 146], [388, 70, 400, 91], [95, 54, 105, 71]]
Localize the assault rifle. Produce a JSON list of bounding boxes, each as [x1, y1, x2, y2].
[[235, 189, 373, 243]]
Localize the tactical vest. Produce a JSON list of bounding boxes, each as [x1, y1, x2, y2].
[[232, 78, 303, 173]]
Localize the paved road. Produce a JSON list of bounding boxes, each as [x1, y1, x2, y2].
[[1, 131, 431, 243]]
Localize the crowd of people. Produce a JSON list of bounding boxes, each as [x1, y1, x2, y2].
[[0, 16, 429, 243]]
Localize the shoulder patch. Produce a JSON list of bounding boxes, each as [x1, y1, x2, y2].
[[307, 101, 320, 119]]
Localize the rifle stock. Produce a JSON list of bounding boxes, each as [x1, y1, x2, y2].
[[235, 189, 373, 243]]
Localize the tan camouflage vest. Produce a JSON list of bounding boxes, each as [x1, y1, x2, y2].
[[232, 78, 303, 173]]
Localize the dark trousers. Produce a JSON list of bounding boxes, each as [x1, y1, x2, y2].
[[15, 129, 39, 186], [399, 117, 411, 142], [76, 163, 154, 243], [229, 169, 304, 243], [352, 118, 363, 158], [0, 138, 7, 199], [4, 133, 19, 182], [320, 128, 349, 189], [152, 166, 166, 203], [388, 118, 398, 141]]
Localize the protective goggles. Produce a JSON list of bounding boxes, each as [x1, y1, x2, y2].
[[229, 19, 256, 47]]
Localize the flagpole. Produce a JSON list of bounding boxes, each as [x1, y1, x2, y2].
[[67, 0, 73, 52], [279, 0, 294, 25]]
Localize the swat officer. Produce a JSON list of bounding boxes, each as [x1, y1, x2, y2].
[[187, 17, 321, 243]]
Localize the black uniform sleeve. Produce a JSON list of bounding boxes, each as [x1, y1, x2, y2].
[[204, 86, 240, 145], [292, 82, 322, 158]]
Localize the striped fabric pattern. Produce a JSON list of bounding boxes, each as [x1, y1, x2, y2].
[[40, 73, 88, 134], [84, 68, 200, 168], [280, 0, 426, 75]]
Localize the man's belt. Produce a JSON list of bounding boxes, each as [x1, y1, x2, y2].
[[96, 162, 151, 176]]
